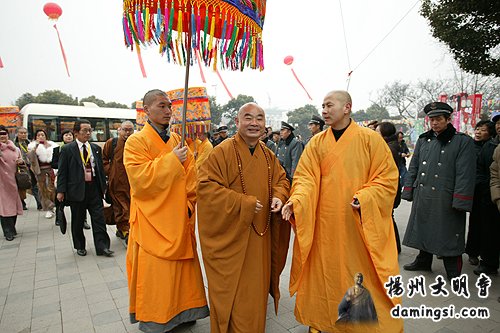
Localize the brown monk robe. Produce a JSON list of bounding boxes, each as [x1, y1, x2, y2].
[[103, 121, 135, 239], [197, 102, 290, 333]]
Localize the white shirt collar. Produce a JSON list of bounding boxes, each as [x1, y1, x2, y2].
[[76, 139, 89, 150]]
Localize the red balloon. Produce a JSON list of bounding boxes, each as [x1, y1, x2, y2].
[[284, 55, 294, 66], [43, 3, 62, 20]]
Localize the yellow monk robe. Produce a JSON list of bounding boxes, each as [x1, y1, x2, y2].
[[195, 137, 213, 171], [197, 133, 290, 333], [124, 123, 208, 326], [289, 122, 403, 333]]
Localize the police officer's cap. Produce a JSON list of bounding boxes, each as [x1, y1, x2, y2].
[[281, 121, 295, 131], [217, 125, 228, 132], [491, 111, 500, 123], [308, 115, 325, 127], [424, 102, 453, 118]]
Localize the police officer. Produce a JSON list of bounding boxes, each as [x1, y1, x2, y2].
[[213, 126, 229, 147], [402, 102, 475, 280], [276, 121, 303, 183], [305, 115, 325, 145]]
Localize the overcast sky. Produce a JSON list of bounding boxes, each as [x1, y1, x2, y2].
[[0, 0, 457, 112]]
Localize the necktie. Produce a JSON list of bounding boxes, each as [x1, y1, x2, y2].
[[82, 144, 88, 165]]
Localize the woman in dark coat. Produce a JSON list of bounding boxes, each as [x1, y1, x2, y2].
[[465, 120, 495, 266], [376, 122, 402, 253]]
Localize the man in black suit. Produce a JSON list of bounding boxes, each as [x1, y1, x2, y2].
[[56, 120, 113, 257]]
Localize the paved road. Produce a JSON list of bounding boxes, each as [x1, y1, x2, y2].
[[0, 196, 498, 332]]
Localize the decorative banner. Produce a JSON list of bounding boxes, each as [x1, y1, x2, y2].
[[0, 56, 3, 68], [135, 100, 146, 131], [43, 3, 70, 77], [283, 55, 312, 100], [122, 0, 266, 72], [166, 86, 211, 137]]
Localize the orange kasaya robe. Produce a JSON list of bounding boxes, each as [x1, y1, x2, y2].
[[197, 133, 290, 333], [289, 122, 403, 333], [123, 123, 207, 325], [195, 138, 213, 172]]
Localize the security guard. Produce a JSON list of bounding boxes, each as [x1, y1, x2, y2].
[[305, 115, 325, 145], [402, 102, 475, 280], [276, 121, 303, 183]]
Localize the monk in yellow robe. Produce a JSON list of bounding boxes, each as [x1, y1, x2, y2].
[[124, 89, 208, 333], [195, 131, 213, 171], [282, 90, 403, 333], [197, 102, 290, 333]]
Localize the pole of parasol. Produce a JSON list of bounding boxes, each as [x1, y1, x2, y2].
[[180, 12, 192, 148]]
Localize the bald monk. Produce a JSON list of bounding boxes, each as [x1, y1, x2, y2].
[[124, 89, 209, 333], [195, 131, 213, 171], [197, 102, 290, 333], [282, 90, 403, 333], [103, 120, 135, 242]]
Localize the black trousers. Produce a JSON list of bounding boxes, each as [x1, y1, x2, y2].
[[478, 202, 500, 270], [68, 181, 110, 251], [0, 216, 17, 238], [465, 199, 481, 257], [417, 250, 462, 279]]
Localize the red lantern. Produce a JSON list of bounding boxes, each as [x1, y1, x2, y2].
[[43, 2, 69, 77], [43, 3, 62, 20], [283, 55, 312, 100]]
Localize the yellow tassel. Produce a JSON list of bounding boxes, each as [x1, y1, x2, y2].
[[208, 12, 216, 53], [177, 9, 183, 66], [213, 41, 218, 70], [145, 5, 150, 41]]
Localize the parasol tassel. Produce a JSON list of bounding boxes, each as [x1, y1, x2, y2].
[[195, 51, 206, 83], [53, 24, 70, 77], [0, 56, 4, 68], [290, 68, 312, 100], [135, 44, 147, 78], [216, 69, 234, 99]]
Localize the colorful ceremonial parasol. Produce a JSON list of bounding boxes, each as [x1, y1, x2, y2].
[[122, 0, 266, 143]]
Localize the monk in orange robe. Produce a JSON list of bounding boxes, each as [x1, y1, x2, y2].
[[124, 89, 208, 333], [282, 90, 403, 333], [195, 131, 213, 171], [197, 102, 290, 333]]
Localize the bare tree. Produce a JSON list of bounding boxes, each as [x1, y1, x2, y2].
[[376, 81, 418, 119]]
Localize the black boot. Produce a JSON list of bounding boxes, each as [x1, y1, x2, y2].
[[22, 200, 27, 211], [404, 251, 432, 271], [1, 216, 15, 241]]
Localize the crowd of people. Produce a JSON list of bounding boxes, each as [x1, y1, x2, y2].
[[0, 89, 499, 333]]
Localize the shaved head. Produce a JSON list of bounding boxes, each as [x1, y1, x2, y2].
[[238, 102, 265, 117], [326, 90, 352, 106], [143, 89, 168, 106], [121, 120, 134, 128]]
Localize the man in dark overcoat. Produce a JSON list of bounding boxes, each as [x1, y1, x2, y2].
[[276, 121, 303, 183], [402, 102, 475, 280]]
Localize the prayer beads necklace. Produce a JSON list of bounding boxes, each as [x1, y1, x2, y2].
[[232, 138, 272, 237]]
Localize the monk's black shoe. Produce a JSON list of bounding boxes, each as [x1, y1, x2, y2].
[[403, 260, 432, 272]]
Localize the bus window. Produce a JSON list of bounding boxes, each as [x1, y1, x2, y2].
[[108, 119, 122, 138], [28, 116, 57, 141], [59, 117, 77, 139], [88, 118, 106, 142]]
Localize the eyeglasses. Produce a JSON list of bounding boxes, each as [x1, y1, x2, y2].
[[0, 132, 8, 135], [79, 128, 93, 133]]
